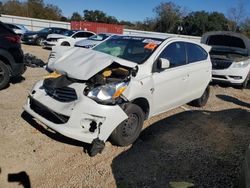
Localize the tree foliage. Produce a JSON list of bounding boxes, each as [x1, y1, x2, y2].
[[1, 0, 250, 37], [83, 10, 119, 24], [1, 0, 63, 21], [182, 11, 229, 36], [70, 12, 82, 21], [153, 2, 183, 33]]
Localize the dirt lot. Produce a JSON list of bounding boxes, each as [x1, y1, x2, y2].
[[0, 44, 250, 188]]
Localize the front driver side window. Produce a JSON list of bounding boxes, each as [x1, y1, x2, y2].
[[159, 42, 186, 68]]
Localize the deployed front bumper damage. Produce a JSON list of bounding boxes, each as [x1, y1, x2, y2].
[[23, 80, 128, 144]]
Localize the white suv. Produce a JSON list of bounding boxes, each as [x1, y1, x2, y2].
[[23, 35, 212, 156], [201, 31, 250, 88]]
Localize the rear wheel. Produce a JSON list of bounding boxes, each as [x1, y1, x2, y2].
[[0, 61, 10, 90], [110, 103, 144, 146], [190, 86, 210, 107]]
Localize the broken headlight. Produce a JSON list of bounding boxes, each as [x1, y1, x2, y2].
[[87, 82, 128, 104]]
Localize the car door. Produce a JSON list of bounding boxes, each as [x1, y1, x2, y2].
[[151, 41, 189, 115], [185, 42, 211, 100]]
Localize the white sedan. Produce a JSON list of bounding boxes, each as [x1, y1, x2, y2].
[[43, 30, 95, 48]]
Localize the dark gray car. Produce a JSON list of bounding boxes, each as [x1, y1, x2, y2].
[[0, 22, 25, 89]]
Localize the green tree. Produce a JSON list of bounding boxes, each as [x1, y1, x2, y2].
[[182, 11, 229, 36], [1, 0, 62, 21], [70, 12, 82, 21], [2, 0, 26, 17], [153, 2, 183, 33], [83, 10, 118, 24]]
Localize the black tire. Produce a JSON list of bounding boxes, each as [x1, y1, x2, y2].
[[110, 103, 144, 146], [242, 71, 250, 89], [190, 86, 210, 107], [0, 61, 10, 90], [36, 37, 44, 46], [61, 41, 70, 46]]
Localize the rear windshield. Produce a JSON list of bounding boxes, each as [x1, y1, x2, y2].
[[93, 36, 164, 64], [207, 35, 246, 49]]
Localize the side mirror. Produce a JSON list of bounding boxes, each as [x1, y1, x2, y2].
[[158, 58, 170, 69]]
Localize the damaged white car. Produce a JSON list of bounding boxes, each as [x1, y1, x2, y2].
[[23, 35, 212, 156], [201, 31, 250, 88]]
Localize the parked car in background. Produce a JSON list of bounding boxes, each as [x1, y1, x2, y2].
[[21, 27, 68, 46], [74, 33, 113, 49], [43, 30, 78, 49], [201, 31, 250, 88], [0, 22, 25, 89], [24, 34, 212, 156], [4, 23, 29, 36], [55, 30, 95, 47]]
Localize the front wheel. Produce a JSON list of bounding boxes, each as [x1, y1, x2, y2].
[[36, 37, 44, 46], [189, 86, 210, 107], [110, 103, 144, 146], [61, 41, 70, 46], [242, 71, 250, 89]]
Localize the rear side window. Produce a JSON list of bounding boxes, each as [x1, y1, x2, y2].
[[186, 43, 208, 63], [73, 32, 94, 38], [207, 35, 246, 49], [159, 42, 186, 68]]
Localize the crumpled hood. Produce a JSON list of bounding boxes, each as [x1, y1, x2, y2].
[[47, 34, 67, 39], [48, 47, 137, 80]]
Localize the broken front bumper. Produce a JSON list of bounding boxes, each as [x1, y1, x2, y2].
[[23, 81, 128, 144]]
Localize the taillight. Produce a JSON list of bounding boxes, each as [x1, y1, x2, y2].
[[5, 35, 21, 43]]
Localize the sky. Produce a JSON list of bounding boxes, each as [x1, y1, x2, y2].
[[44, 0, 250, 22]]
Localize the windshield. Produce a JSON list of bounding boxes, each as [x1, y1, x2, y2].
[[93, 36, 163, 64], [62, 30, 76, 36], [89, 34, 110, 41]]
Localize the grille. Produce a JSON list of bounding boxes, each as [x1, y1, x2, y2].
[[211, 59, 233, 70], [30, 97, 69, 124], [44, 85, 78, 102]]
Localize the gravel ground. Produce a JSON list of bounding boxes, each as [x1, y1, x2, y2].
[[0, 44, 249, 188]]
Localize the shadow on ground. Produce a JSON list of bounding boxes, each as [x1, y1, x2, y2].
[[21, 111, 90, 151], [11, 76, 25, 84], [112, 103, 250, 187], [8, 171, 31, 188], [217, 94, 250, 109]]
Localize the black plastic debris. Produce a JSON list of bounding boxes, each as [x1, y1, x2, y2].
[[89, 138, 105, 157], [24, 53, 46, 68]]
